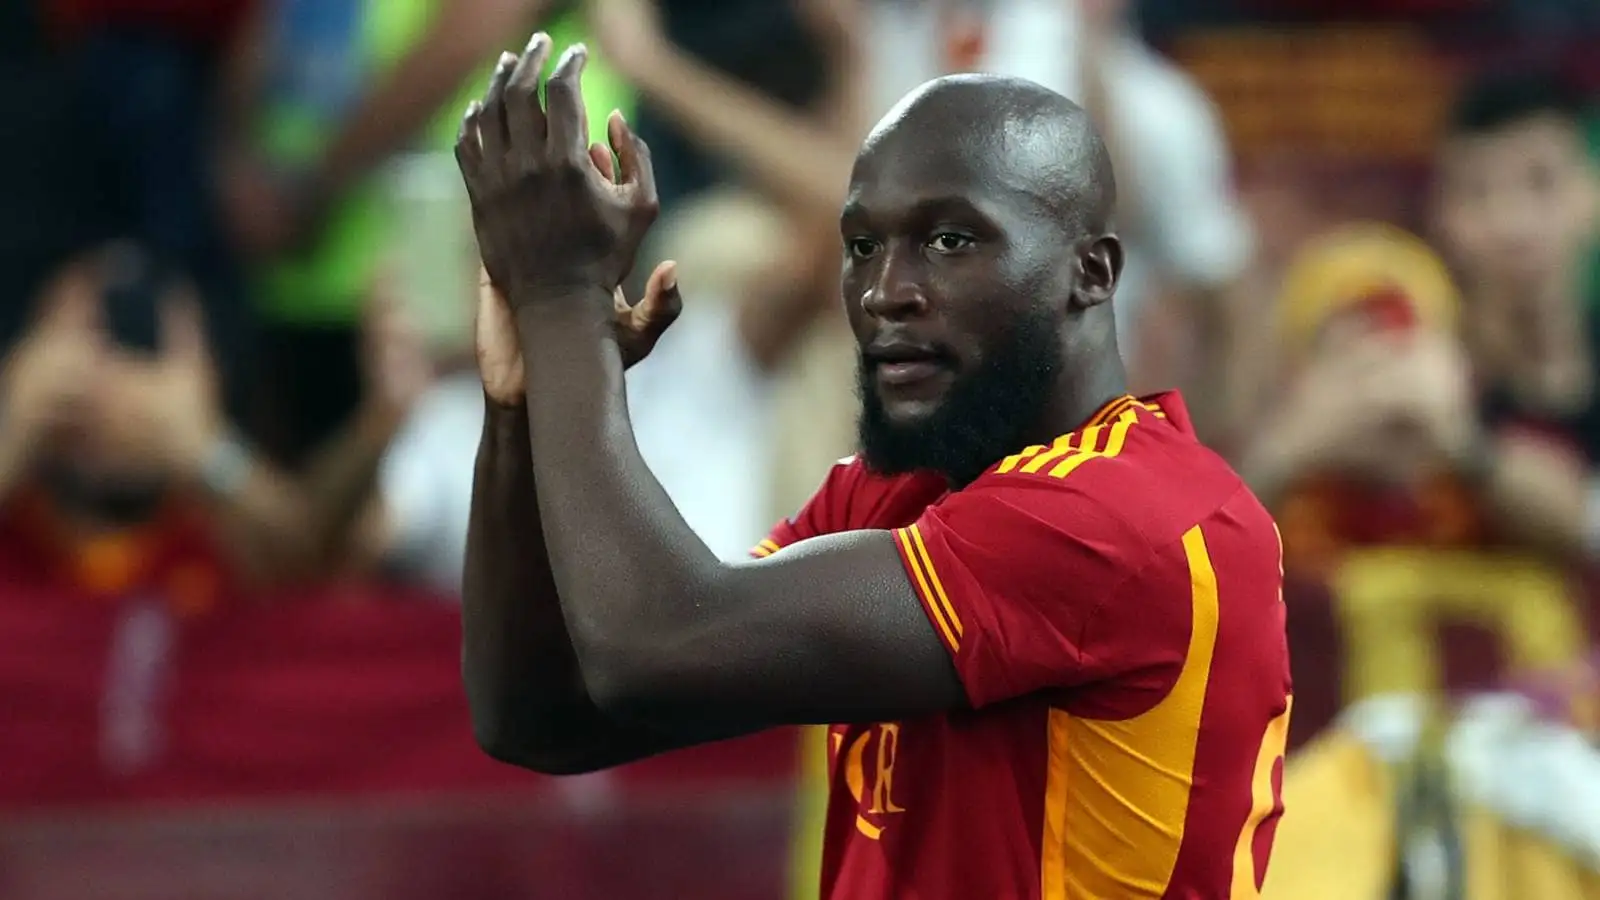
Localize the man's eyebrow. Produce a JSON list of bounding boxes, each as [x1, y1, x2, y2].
[[840, 194, 999, 227]]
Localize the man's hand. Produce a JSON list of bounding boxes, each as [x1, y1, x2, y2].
[[0, 260, 105, 451], [456, 34, 660, 302], [95, 287, 226, 477], [476, 258, 684, 407], [361, 277, 435, 419]]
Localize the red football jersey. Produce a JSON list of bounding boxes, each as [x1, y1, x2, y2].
[[756, 393, 1292, 900]]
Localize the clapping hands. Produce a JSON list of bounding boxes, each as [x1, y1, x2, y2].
[[459, 32, 685, 407], [456, 35, 659, 303]]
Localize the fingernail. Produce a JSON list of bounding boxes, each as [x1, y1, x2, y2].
[[498, 51, 517, 68], [528, 31, 550, 50], [612, 109, 627, 125], [662, 261, 678, 291]]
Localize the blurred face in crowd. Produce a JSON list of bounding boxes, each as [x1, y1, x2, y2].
[[842, 78, 1115, 486], [1436, 113, 1599, 290], [41, 360, 171, 526]]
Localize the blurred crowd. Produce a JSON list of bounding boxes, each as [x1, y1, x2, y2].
[[4, 0, 1600, 898]]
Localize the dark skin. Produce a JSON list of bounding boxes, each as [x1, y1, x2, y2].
[[457, 34, 1126, 772]]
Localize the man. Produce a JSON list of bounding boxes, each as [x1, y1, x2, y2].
[[1433, 69, 1600, 559], [457, 34, 1291, 898]]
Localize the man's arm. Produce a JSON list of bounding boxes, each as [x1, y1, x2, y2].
[[463, 397, 751, 772], [1461, 430, 1590, 559], [511, 299, 965, 734]]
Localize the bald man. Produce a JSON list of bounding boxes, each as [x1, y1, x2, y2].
[[456, 33, 1291, 900]]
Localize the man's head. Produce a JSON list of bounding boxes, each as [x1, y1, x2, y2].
[[1435, 69, 1598, 291], [841, 74, 1124, 485]]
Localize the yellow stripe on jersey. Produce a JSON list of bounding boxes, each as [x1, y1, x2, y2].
[[1087, 395, 1135, 427], [996, 432, 1074, 474], [996, 407, 1142, 482], [995, 395, 1135, 474], [1022, 426, 1102, 474], [1134, 400, 1167, 419], [752, 538, 783, 558], [906, 524, 962, 639], [1046, 411, 1136, 479], [894, 526, 960, 652], [1040, 523, 1220, 899]]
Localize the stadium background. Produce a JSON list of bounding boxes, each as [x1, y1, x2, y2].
[[2, 0, 1599, 897]]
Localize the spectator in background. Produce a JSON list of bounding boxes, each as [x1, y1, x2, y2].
[[0, 247, 316, 607], [1243, 224, 1595, 723], [1434, 69, 1600, 559]]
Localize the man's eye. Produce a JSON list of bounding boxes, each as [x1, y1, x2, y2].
[[846, 238, 881, 259], [928, 232, 974, 253]]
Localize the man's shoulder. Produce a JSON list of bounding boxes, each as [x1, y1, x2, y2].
[[965, 397, 1262, 542]]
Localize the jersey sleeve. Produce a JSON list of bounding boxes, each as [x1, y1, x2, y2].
[[890, 475, 1183, 708], [751, 458, 859, 558]]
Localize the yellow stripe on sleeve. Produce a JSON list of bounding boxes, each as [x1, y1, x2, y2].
[[906, 523, 963, 639], [751, 538, 783, 558], [894, 527, 960, 652]]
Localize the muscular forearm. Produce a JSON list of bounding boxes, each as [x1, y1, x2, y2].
[[514, 297, 726, 707], [462, 398, 676, 772]]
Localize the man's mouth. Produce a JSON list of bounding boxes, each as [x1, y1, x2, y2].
[[865, 343, 953, 387]]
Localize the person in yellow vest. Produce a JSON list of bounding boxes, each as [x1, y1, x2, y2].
[[220, 0, 632, 462]]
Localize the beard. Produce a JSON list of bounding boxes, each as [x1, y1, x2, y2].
[[856, 304, 1062, 487]]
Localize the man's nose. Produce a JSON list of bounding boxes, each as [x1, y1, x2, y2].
[[860, 246, 929, 320]]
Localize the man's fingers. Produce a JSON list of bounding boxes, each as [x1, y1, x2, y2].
[[608, 110, 659, 212], [589, 143, 616, 183], [504, 32, 553, 155], [455, 101, 485, 181], [479, 52, 518, 162], [635, 260, 683, 330], [545, 43, 589, 159]]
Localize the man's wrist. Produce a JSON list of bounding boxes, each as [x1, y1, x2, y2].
[[511, 285, 615, 333]]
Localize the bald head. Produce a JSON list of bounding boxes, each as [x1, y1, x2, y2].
[[858, 74, 1117, 233], [839, 74, 1128, 486]]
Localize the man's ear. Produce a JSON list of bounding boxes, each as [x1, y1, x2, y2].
[[1071, 234, 1123, 310]]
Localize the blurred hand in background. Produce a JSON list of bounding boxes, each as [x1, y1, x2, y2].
[[360, 276, 435, 422], [92, 285, 225, 481], [0, 261, 105, 469]]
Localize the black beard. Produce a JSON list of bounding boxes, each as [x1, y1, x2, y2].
[[856, 305, 1062, 487]]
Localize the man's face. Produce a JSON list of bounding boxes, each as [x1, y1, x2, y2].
[[839, 142, 1075, 485], [1436, 114, 1598, 289]]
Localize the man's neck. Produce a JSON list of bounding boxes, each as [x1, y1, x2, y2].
[[1034, 359, 1130, 445]]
